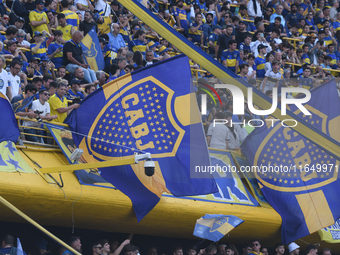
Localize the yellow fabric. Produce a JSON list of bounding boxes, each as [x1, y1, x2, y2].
[[98, 16, 111, 35], [48, 94, 68, 123], [57, 24, 74, 41], [29, 10, 49, 34]]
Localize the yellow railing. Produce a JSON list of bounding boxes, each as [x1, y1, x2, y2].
[[16, 116, 68, 145], [286, 62, 340, 74], [282, 37, 304, 49]]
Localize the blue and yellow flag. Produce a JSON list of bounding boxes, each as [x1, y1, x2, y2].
[[241, 79, 340, 244], [81, 28, 104, 71], [0, 92, 20, 143], [12, 94, 37, 113], [193, 214, 244, 241], [318, 218, 340, 243], [65, 55, 217, 221]]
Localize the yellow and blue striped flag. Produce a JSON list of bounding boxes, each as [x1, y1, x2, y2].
[[81, 28, 104, 71], [193, 214, 244, 241]]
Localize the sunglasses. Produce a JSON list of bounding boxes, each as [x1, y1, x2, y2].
[[17, 35, 24, 38], [44, 93, 50, 96], [3, 17, 9, 20]]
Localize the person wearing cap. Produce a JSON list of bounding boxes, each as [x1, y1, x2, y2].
[[158, 45, 169, 59], [188, 13, 204, 47], [222, 39, 240, 74], [60, 0, 79, 29], [75, 0, 94, 20], [57, 13, 75, 42], [108, 23, 125, 50], [5, 39, 28, 62], [14, 17, 25, 31], [254, 44, 267, 78], [208, 25, 222, 58], [93, 13, 111, 35], [29, 0, 52, 34], [79, 10, 98, 36], [66, 78, 86, 100], [31, 31, 48, 59], [235, 21, 249, 46], [288, 242, 299, 255], [12, 0, 30, 32], [48, 30, 64, 69], [147, 41, 160, 59]]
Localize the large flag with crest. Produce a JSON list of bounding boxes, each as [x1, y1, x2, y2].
[[65, 54, 218, 221], [241, 79, 340, 244]]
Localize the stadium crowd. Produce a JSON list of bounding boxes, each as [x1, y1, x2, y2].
[[0, 234, 335, 255], [0, 0, 338, 143]]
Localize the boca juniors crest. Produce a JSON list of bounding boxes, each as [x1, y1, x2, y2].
[[85, 76, 185, 161]]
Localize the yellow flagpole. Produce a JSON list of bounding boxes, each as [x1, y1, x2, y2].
[[0, 196, 81, 255]]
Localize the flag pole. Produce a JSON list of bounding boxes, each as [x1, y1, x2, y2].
[[0, 196, 81, 255]]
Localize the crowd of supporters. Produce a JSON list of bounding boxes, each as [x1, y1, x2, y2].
[[0, 234, 335, 255], [0, 0, 339, 143]]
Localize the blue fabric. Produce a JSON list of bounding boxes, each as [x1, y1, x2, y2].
[[193, 214, 244, 241], [241, 79, 340, 244], [0, 94, 20, 143], [65, 54, 218, 222]]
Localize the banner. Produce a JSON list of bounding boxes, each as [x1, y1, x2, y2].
[[193, 214, 244, 241], [318, 218, 340, 243], [81, 28, 105, 71], [65, 55, 218, 221]]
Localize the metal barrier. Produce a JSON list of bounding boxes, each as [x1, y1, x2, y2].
[[16, 116, 68, 146], [282, 37, 304, 49], [286, 62, 340, 74]]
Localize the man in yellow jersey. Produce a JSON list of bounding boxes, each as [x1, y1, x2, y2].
[[57, 13, 75, 42], [92, 13, 111, 35], [29, 0, 52, 34], [60, 0, 79, 29], [48, 83, 80, 123]]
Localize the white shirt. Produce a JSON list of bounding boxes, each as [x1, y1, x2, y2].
[[247, 66, 256, 79], [95, 0, 111, 17], [26, 99, 51, 127], [247, 0, 262, 17], [0, 68, 9, 97], [74, 0, 88, 18], [261, 70, 283, 93], [8, 73, 20, 98], [250, 40, 272, 57]]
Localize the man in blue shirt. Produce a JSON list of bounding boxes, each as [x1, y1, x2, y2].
[[108, 23, 126, 50], [285, 4, 303, 28], [270, 5, 286, 27], [67, 78, 86, 100]]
